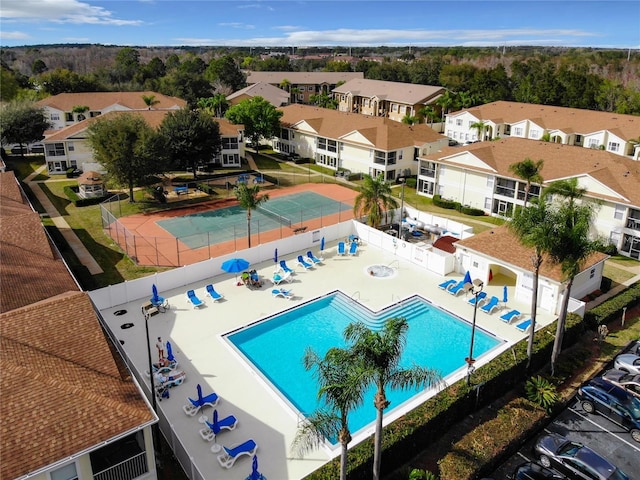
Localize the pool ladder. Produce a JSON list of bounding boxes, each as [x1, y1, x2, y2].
[[350, 291, 361, 302], [387, 260, 400, 270]]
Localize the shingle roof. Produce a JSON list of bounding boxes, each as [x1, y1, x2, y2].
[[332, 78, 445, 105], [450, 101, 640, 140], [37, 91, 186, 111], [455, 226, 608, 282], [279, 104, 446, 150], [246, 71, 363, 85], [0, 291, 156, 480], [0, 172, 79, 313], [425, 138, 640, 207], [227, 82, 290, 107]]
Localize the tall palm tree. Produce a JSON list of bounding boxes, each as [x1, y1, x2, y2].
[[508, 198, 556, 368], [470, 120, 487, 141], [279, 78, 291, 93], [435, 90, 456, 122], [234, 182, 269, 248], [344, 318, 442, 480], [292, 347, 367, 480], [543, 177, 586, 208], [353, 174, 398, 228], [418, 105, 438, 127], [509, 158, 544, 206], [401, 114, 418, 126], [141, 94, 160, 110]]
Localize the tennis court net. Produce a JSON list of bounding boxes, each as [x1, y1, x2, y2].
[[257, 205, 292, 228]]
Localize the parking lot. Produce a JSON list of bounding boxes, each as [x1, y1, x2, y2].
[[490, 348, 640, 479]]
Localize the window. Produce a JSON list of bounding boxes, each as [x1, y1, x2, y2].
[[398, 150, 403, 160], [530, 129, 539, 139], [504, 125, 511, 135], [45, 143, 65, 156], [392, 104, 398, 113], [90, 111, 100, 117], [456, 119, 463, 126], [50, 113, 60, 121], [65, 112, 73, 122], [221, 137, 239, 150], [513, 127, 523, 136], [399, 105, 406, 114], [484, 198, 491, 210], [590, 268, 595, 279], [50, 463, 78, 480], [588, 138, 599, 148], [608, 141, 620, 152], [614, 204, 625, 220], [575, 134, 582, 143], [68, 142, 74, 152]]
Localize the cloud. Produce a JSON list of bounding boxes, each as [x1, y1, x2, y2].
[[236, 2, 274, 11], [218, 22, 256, 30], [273, 25, 301, 32], [0, 30, 30, 40], [1, 0, 143, 26]]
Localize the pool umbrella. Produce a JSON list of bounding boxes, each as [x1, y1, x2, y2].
[[212, 408, 218, 427], [503, 285, 508, 304], [273, 248, 278, 265], [166, 341, 175, 363], [463, 270, 472, 285], [196, 384, 203, 404], [320, 237, 325, 253], [151, 284, 160, 304], [246, 454, 265, 480], [222, 258, 250, 282]]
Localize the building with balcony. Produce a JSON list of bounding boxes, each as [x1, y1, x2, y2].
[[417, 138, 640, 259]]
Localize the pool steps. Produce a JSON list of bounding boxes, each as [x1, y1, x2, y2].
[[331, 294, 430, 331]]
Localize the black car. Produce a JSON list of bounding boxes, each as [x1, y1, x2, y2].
[[576, 376, 640, 442], [510, 461, 567, 479], [534, 433, 629, 480]]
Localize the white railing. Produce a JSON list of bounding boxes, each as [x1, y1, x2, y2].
[[93, 451, 147, 480]]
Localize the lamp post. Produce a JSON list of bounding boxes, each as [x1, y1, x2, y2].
[[399, 177, 406, 225], [465, 278, 484, 386], [144, 311, 161, 456]]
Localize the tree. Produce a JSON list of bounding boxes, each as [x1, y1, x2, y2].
[[156, 108, 221, 179], [234, 183, 269, 248], [292, 347, 366, 480], [543, 179, 597, 376], [508, 198, 556, 368], [32, 59, 47, 75], [205, 55, 246, 92], [401, 114, 419, 126], [353, 174, 399, 228], [418, 105, 438, 127], [470, 120, 487, 141], [344, 318, 442, 480], [141, 94, 160, 110], [0, 101, 49, 158], [309, 92, 338, 109], [113, 47, 140, 85], [225, 96, 283, 153], [197, 94, 229, 117], [509, 158, 544, 206], [87, 113, 157, 202], [158, 70, 214, 107], [435, 90, 457, 122], [278, 78, 291, 93]]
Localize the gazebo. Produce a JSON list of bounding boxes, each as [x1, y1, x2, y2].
[[77, 171, 106, 199]]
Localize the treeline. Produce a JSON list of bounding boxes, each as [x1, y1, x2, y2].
[[1, 44, 639, 114]]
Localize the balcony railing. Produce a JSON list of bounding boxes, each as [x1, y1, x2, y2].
[[419, 168, 436, 178], [627, 218, 640, 230], [93, 452, 148, 480]]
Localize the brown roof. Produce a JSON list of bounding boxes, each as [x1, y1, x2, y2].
[[0, 291, 156, 479], [227, 82, 290, 107], [216, 117, 244, 137], [279, 104, 446, 150], [425, 138, 640, 208], [78, 170, 103, 184], [333, 78, 445, 105], [450, 101, 640, 140], [0, 172, 79, 313], [455, 226, 608, 282], [246, 71, 363, 85], [37, 91, 186, 111], [432, 235, 459, 254]]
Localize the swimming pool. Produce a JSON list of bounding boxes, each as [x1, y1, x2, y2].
[[226, 291, 502, 441], [157, 191, 352, 249]]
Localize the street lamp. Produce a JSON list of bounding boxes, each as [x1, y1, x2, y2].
[[143, 310, 161, 456], [464, 278, 484, 386], [399, 177, 406, 225]]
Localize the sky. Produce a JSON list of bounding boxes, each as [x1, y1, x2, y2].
[[1, 0, 639, 49]]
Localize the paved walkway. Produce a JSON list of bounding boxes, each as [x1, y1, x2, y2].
[[25, 166, 103, 275]]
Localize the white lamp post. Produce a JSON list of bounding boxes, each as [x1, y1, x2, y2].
[[464, 278, 484, 386]]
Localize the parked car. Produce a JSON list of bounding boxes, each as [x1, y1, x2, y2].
[[510, 461, 567, 479], [576, 377, 640, 442], [534, 433, 629, 479], [602, 369, 640, 398], [613, 354, 640, 375], [629, 341, 640, 356], [29, 143, 44, 154]]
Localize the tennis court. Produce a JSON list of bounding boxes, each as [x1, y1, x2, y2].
[[157, 191, 352, 249]]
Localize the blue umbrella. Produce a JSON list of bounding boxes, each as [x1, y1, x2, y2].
[[320, 237, 325, 253], [463, 271, 472, 285], [213, 409, 218, 427], [246, 454, 265, 480], [503, 285, 508, 304], [152, 284, 160, 304], [166, 341, 175, 363], [222, 258, 250, 281], [273, 248, 278, 264], [196, 384, 203, 404]]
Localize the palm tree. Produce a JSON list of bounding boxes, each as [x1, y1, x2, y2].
[[401, 114, 418, 126], [509, 158, 544, 206], [142, 94, 160, 110], [234, 182, 269, 248], [508, 198, 556, 368], [353, 174, 398, 228], [279, 78, 291, 93], [470, 120, 487, 142], [344, 318, 442, 480], [418, 105, 438, 127], [71, 105, 89, 121], [292, 347, 367, 480], [290, 87, 301, 104], [435, 91, 456, 122]]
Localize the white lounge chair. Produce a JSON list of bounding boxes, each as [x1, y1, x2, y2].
[[217, 439, 258, 468], [205, 284, 223, 302], [199, 410, 238, 442], [500, 309, 522, 324], [272, 288, 294, 300], [186, 289, 204, 308], [272, 271, 292, 285]]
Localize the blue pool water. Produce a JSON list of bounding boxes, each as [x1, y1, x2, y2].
[[226, 292, 502, 439]]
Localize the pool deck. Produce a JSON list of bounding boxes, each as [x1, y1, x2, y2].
[[99, 241, 556, 480]]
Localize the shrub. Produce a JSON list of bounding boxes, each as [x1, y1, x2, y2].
[[197, 183, 216, 194], [600, 277, 612, 293], [63, 185, 80, 202], [525, 375, 558, 412], [63, 185, 108, 207], [405, 177, 417, 188], [409, 469, 438, 480], [584, 282, 640, 327], [459, 206, 485, 216]]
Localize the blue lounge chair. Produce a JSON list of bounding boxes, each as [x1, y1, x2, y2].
[[272, 271, 292, 285], [297, 255, 313, 269], [348, 241, 359, 256], [480, 296, 500, 314], [337, 242, 346, 255], [205, 284, 223, 302], [199, 410, 238, 441], [279, 260, 294, 274], [447, 281, 466, 296], [515, 318, 532, 332], [272, 288, 294, 300], [186, 289, 204, 308], [217, 439, 258, 469], [438, 279, 457, 290], [306, 251, 322, 264], [182, 389, 219, 416], [467, 291, 487, 306], [500, 309, 522, 324]]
